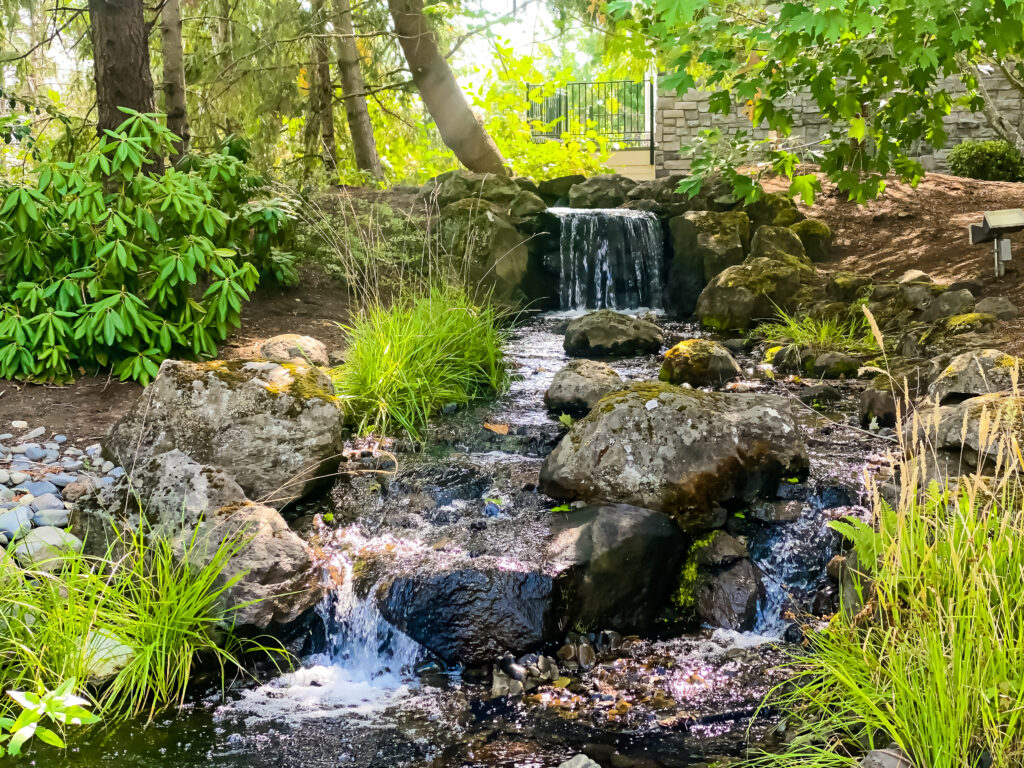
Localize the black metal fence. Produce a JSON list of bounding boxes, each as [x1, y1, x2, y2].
[[525, 79, 654, 163]]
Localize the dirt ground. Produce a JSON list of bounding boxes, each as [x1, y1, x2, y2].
[[5, 173, 1024, 443]]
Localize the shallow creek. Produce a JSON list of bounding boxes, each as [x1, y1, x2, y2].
[[36, 313, 890, 768]]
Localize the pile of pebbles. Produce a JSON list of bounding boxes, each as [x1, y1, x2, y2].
[[0, 421, 124, 568]]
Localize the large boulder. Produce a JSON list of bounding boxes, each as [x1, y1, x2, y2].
[[748, 225, 811, 267], [563, 310, 663, 357], [659, 339, 742, 387], [627, 174, 694, 217], [374, 503, 686, 664], [907, 392, 1022, 469], [695, 255, 811, 330], [439, 198, 532, 303], [568, 174, 639, 209], [976, 296, 1019, 320], [926, 349, 1021, 405], [71, 450, 321, 630], [544, 359, 624, 415], [666, 211, 752, 315], [743, 192, 805, 230], [920, 289, 975, 323], [538, 174, 587, 204], [423, 170, 521, 208], [540, 382, 810, 530], [10, 527, 83, 572], [104, 359, 344, 509]]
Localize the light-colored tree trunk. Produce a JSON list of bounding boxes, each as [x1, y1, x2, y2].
[[961, 56, 1024, 157], [332, 0, 383, 178], [387, 0, 507, 175], [160, 0, 190, 163]]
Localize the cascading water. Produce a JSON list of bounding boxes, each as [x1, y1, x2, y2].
[[549, 207, 664, 311], [219, 552, 422, 723]]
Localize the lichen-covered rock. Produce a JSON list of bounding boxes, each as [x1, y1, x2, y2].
[[695, 255, 811, 330], [907, 392, 1023, 469], [439, 198, 531, 304], [790, 218, 832, 262], [422, 169, 521, 208], [743, 193, 805, 230], [563, 310, 663, 357], [826, 272, 872, 302], [926, 348, 1022, 404], [568, 174, 639, 209], [545, 359, 624, 415], [659, 339, 742, 387], [540, 382, 810, 530], [748, 225, 812, 267], [976, 296, 1020, 320], [259, 334, 329, 367], [509, 190, 546, 218], [105, 359, 344, 508], [920, 288, 975, 323], [940, 312, 998, 336]]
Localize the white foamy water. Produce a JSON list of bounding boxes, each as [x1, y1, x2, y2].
[[217, 553, 422, 726]]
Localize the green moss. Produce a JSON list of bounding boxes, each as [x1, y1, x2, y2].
[[672, 531, 718, 611], [280, 363, 340, 403], [943, 312, 998, 333], [763, 345, 783, 363]]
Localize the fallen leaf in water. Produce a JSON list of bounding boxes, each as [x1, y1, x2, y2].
[[484, 422, 509, 435]]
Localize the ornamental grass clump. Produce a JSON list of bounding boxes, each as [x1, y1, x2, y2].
[[0, 519, 276, 729], [332, 286, 510, 440], [751, 307, 879, 356], [745, 347, 1024, 768]]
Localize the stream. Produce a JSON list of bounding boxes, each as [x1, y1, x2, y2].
[[34, 312, 889, 768]]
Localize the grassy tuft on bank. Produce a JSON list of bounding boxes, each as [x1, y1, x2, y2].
[[332, 286, 510, 440]]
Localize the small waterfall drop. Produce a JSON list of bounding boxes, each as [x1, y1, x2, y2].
[[549, 207, 664, 311], [218, 553, 422, 723]]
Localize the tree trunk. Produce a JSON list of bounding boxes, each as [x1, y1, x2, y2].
[[88, 0, 155, 136], [332, 0, 383, 178], [387, 0, 507, 175], [160, 0, 190, 163], [305, 0, 337, 174]]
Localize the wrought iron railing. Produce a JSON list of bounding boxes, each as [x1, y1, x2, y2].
[[525, 79, 655, 163]]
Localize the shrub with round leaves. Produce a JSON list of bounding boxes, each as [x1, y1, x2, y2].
[[947, 139, 1024, 183], [0, 109, 299, 384]]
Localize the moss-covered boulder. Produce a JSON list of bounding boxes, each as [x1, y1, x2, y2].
[[743, 192, 805, 229], [695, 256, 810, 330], [659, 339, 742, 387], [539, 381, 810, 530], [926, 348, 1022, 405], [259, 333, 329, 367], [439, 198, 531, 304], [563, 310, 663, 357], [422, 169, 521, 208], [806, 351, 860, 379], [626, 174, 694, 217], [567, 174, 639, 209], [105, 359, 345, 508], [919, 288, 975, 323], [666, 210, 752, 316], [509, 190, 547, 218], [790, 218, 833, 262], [545, 359, 624, 415], [748, 225, 812, 268]]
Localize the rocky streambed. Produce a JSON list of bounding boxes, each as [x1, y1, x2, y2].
[[33, 313, 896, 768]]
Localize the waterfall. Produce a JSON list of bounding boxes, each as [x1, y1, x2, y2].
[[549, 207, 665, 311], [217, 553, 422, 723]]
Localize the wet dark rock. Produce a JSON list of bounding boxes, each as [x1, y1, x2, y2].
[[509, 190, 547, 218], [807, 351, 860, 379], [950, 278, 985, 297], [563, 310, 663, 357], [782, 623, 804, 644], [749, 499, 803, 524], [105, 360, 344, 509], [659, 339, 742, 387], [577, 643, 597, 670], [797, 384, 842, 406], [373, 503, 686, 665], [545, 359, 625, 415], [538, 174, 587, 204], [568, 174, 639, 209], [695, 558, 765, 632], [540, 382, 809, 530], [695, 531, 748, 567], [670, 210, 751, 284], [826, 272, 873, 302]]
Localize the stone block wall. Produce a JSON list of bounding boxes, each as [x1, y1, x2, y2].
[[655, 73, 1024, 178]]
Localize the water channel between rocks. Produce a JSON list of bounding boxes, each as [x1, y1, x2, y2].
[[41, 313, 889, 768]]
